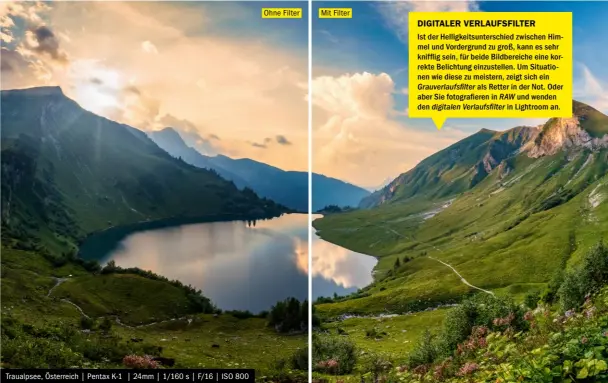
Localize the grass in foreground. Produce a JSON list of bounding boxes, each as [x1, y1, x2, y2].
[[319, 309, 447, 365], [1, 248, 307, 381], [311, 241, 608, 382]]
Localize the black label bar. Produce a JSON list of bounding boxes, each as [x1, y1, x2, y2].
[[1, 369, 255, 383]]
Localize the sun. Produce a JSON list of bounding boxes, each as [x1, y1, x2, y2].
[[71, 62, 123, 116]]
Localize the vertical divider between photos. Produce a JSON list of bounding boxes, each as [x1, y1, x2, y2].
[[307, 0, 313, 381]]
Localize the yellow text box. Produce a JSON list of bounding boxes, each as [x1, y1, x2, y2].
[[318, 8, 352, 19], [409, 12, 572, 129], [261, 8, 302, 19]]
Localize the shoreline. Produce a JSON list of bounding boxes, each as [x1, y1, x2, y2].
[[78, 211, 300, 261]]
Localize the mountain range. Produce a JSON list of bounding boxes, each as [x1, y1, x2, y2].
[[314, 99, 608, 315], [149, 128, 370, 212], [361, 100, 608, 209], [0, 87, 286, 253]]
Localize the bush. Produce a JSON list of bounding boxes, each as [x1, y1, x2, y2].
[[226, 310, 255, 320], [524, 290, 541, 309], [408, 293, 527, 366], [268, 298, 307, 333], [365, 327, 387, 339], [312, 334, 357, 375], [407, 330, 438, 367], [99, 317, 113, 333], [559, 240, 608, 312], [83, 260, 102, 273], [80, 317, 95, 330], [1, 315, 159, 368], [360, 352, 392, 382], [290, 347, 308, 371], [434, 305, 472, 357]]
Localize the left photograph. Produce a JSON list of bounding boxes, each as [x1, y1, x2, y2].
[[1, 1, 309, 379]]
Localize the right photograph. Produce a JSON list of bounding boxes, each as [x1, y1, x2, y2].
[[311, 1, 608, 382]]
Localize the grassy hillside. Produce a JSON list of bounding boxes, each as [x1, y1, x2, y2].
[[315, 149, 608, 316], [1, 87, 286, 255], [1, 248, 307, 378], [312, 243, 608, 382], [312, 105, 608, 381], [359, 127, 538, 208], [573, 100, 608, 138]]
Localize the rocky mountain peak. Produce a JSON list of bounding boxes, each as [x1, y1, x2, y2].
[[527, 100, 608, 158]]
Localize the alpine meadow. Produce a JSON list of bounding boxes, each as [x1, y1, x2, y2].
[[311, 100, 608, 382]]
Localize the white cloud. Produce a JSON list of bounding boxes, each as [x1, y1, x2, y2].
[[141, 40, 158, 54], [2, 1, 308, 172], [376, 0, 479, 44], [312, 72, 467, 186], [0, 1, 50, 43], [574, 63, 608, 112]]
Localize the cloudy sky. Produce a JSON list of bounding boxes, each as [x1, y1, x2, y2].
[[1, 1, 309, 172], [3, 1, 608, 190], [313, 0, 608, 188]]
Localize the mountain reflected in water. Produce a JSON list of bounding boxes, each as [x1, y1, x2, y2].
[[85, 213, 376, 312]]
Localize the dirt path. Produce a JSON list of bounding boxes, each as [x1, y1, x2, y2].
[[60, 298, 91, 319], [47, 277, 67, 297], [428, 257, 495, 296], [45, 274, 196, 330], [47, 279, 189, 329]]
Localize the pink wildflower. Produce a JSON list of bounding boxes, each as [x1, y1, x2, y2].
[[457, 362, 479, 376]]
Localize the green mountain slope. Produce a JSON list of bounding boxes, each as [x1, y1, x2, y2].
[[0, 87, 285, 254], [359, 126, 539, 208], [360, 100, 608, 209], [314, 101, 608, 317]]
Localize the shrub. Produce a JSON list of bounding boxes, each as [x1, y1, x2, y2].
[[80, 317, 95, 330], [365, 327, 386, 339], [410, 293, 527, 365], [226, 310, 255, 320], [541, 267, 565, 304], [1, 315, 159, 368], [360, 352, 392, 382], [406, 330, 438, 367], [524, 290, 541, 309], [268, 298, 307, 333], [123, 355, 158, 369], [290, 347, 308, 371], [312, 334, 357, 375], [99, 317, 113, 333], [559, 240, 608, 312]]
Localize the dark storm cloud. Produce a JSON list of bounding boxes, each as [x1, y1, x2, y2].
[[276, 135, 292, 145], [123, 85, 141, 95], [29, 25, 68, 64], [250, 141, 267, 149]]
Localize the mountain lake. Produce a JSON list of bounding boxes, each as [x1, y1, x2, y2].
[[79, 213, 376, 312]]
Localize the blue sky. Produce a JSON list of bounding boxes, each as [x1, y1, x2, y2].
[[311, 1, 608, 186], [313, 1, 608, 133]]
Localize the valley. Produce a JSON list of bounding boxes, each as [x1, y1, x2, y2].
[[311, 101, 608, 382], [0, 87, 309, 379]]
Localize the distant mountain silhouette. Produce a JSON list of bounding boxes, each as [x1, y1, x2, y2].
[[149, 128, 370, 211]]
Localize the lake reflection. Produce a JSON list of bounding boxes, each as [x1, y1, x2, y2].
[[310, 215, 378, 300], [86, 213, 376, 312], [98, 214, 307, 313]]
